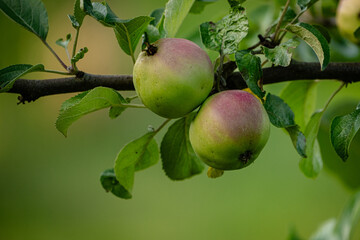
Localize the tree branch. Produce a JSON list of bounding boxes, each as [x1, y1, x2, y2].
[[8, 62, 360, 102]]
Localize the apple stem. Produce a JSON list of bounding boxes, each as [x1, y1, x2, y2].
[[144, 41, 158, 56]]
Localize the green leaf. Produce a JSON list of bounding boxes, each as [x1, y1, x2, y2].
[[309, 219, 338, 240], [297, 0, 319, 11], [73, 0, 86, 27], [80, 0, 92, 13], [149, 8, 164, 26], [114, 132, 159, 194], [162, 0, 195, 38], [200, 7, 248, 54], [114, 16, 153, 57], [71, 47, 88, 64], [264, 93, 295, 128], [109, 94, 130, 119], [59, 90, 90, 114], [313, 24, 331, 43], [234, 50, 264, 99], [56, 33, 72, 49], [0, 64, 45, 93], [89, 2, 119, 27], [68, 15, 79, 29], [100, 168, 132, 199], [299, 111, 324, 178], [280, 80, 318, 130], [287, 228, 303, 240], [200, 22, 221, 52], [267, 7, 297, 33], [263, 39, 299, 67], [82, 2, 152, 58], [330, 104, 360, 161], [334, 191, 360, 239], [310, 191, 360, 240], [190, 0, 217, 14], [143, 24, 161, 46], [354, 27, 360, 41], [0, 0, 48, 40], [228, 0, 246, 8], [161, 113, 204, 180], [286, 125, 307, 158], [142, 8, 164, 48], [287, 22, 330, 70], [56, 87, 128, 137], [264, 93, 306, 157]]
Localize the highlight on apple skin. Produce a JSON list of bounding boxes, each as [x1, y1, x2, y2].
[[336, 0, 360, 43], [133, 38, 214, 119], [189, 90, 270, 170]]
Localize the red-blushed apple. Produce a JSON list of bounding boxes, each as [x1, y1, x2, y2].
[[133, 38, 214, 118], [189, 90, 270, 170], [336, 0, 360, 43]]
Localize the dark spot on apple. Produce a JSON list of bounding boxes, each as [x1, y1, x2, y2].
[[239, 151, 252, 165]]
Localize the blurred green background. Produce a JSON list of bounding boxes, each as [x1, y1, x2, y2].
[[1, 0, 360, 239]]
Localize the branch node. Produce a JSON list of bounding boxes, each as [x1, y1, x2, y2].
[[76, 71, 85, 79]]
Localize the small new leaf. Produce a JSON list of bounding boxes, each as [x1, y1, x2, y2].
[[263, 39, 299, 67], [0, 0, 49, 41], [235, 50, 264, 99], [71, 47, 88, 64], [100, 168, 132, 199], [0, 64, 45, 93], [56, 34, 72, 49], [114, 132, 159, 194], [56, 87, 128, 137], [200, 7, 248, 54], [330, 104, 360, 161], [161, 113, 204, 180], [287, 22, 330, 70]]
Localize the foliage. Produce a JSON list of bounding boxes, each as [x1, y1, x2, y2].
[[0, 0, 360, 236]]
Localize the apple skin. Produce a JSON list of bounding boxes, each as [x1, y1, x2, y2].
[[133, 38, 214, 119], [189, 90, 270, 170], [336, 0, 360, 43]]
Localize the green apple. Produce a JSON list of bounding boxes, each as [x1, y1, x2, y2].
[[189, 90, 270, 170], [133, 38, 214, 118], [336, 0, 360, 43]]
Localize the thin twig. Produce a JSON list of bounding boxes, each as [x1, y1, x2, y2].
[[273, 0, 291, 42], [323, 82, 346, 110], [42, 40, 68, 70]]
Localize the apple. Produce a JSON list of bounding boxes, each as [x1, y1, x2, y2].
[[133, 38, 214, 118], [336, 0, 360, 43], [189, 90, 270, 170]]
